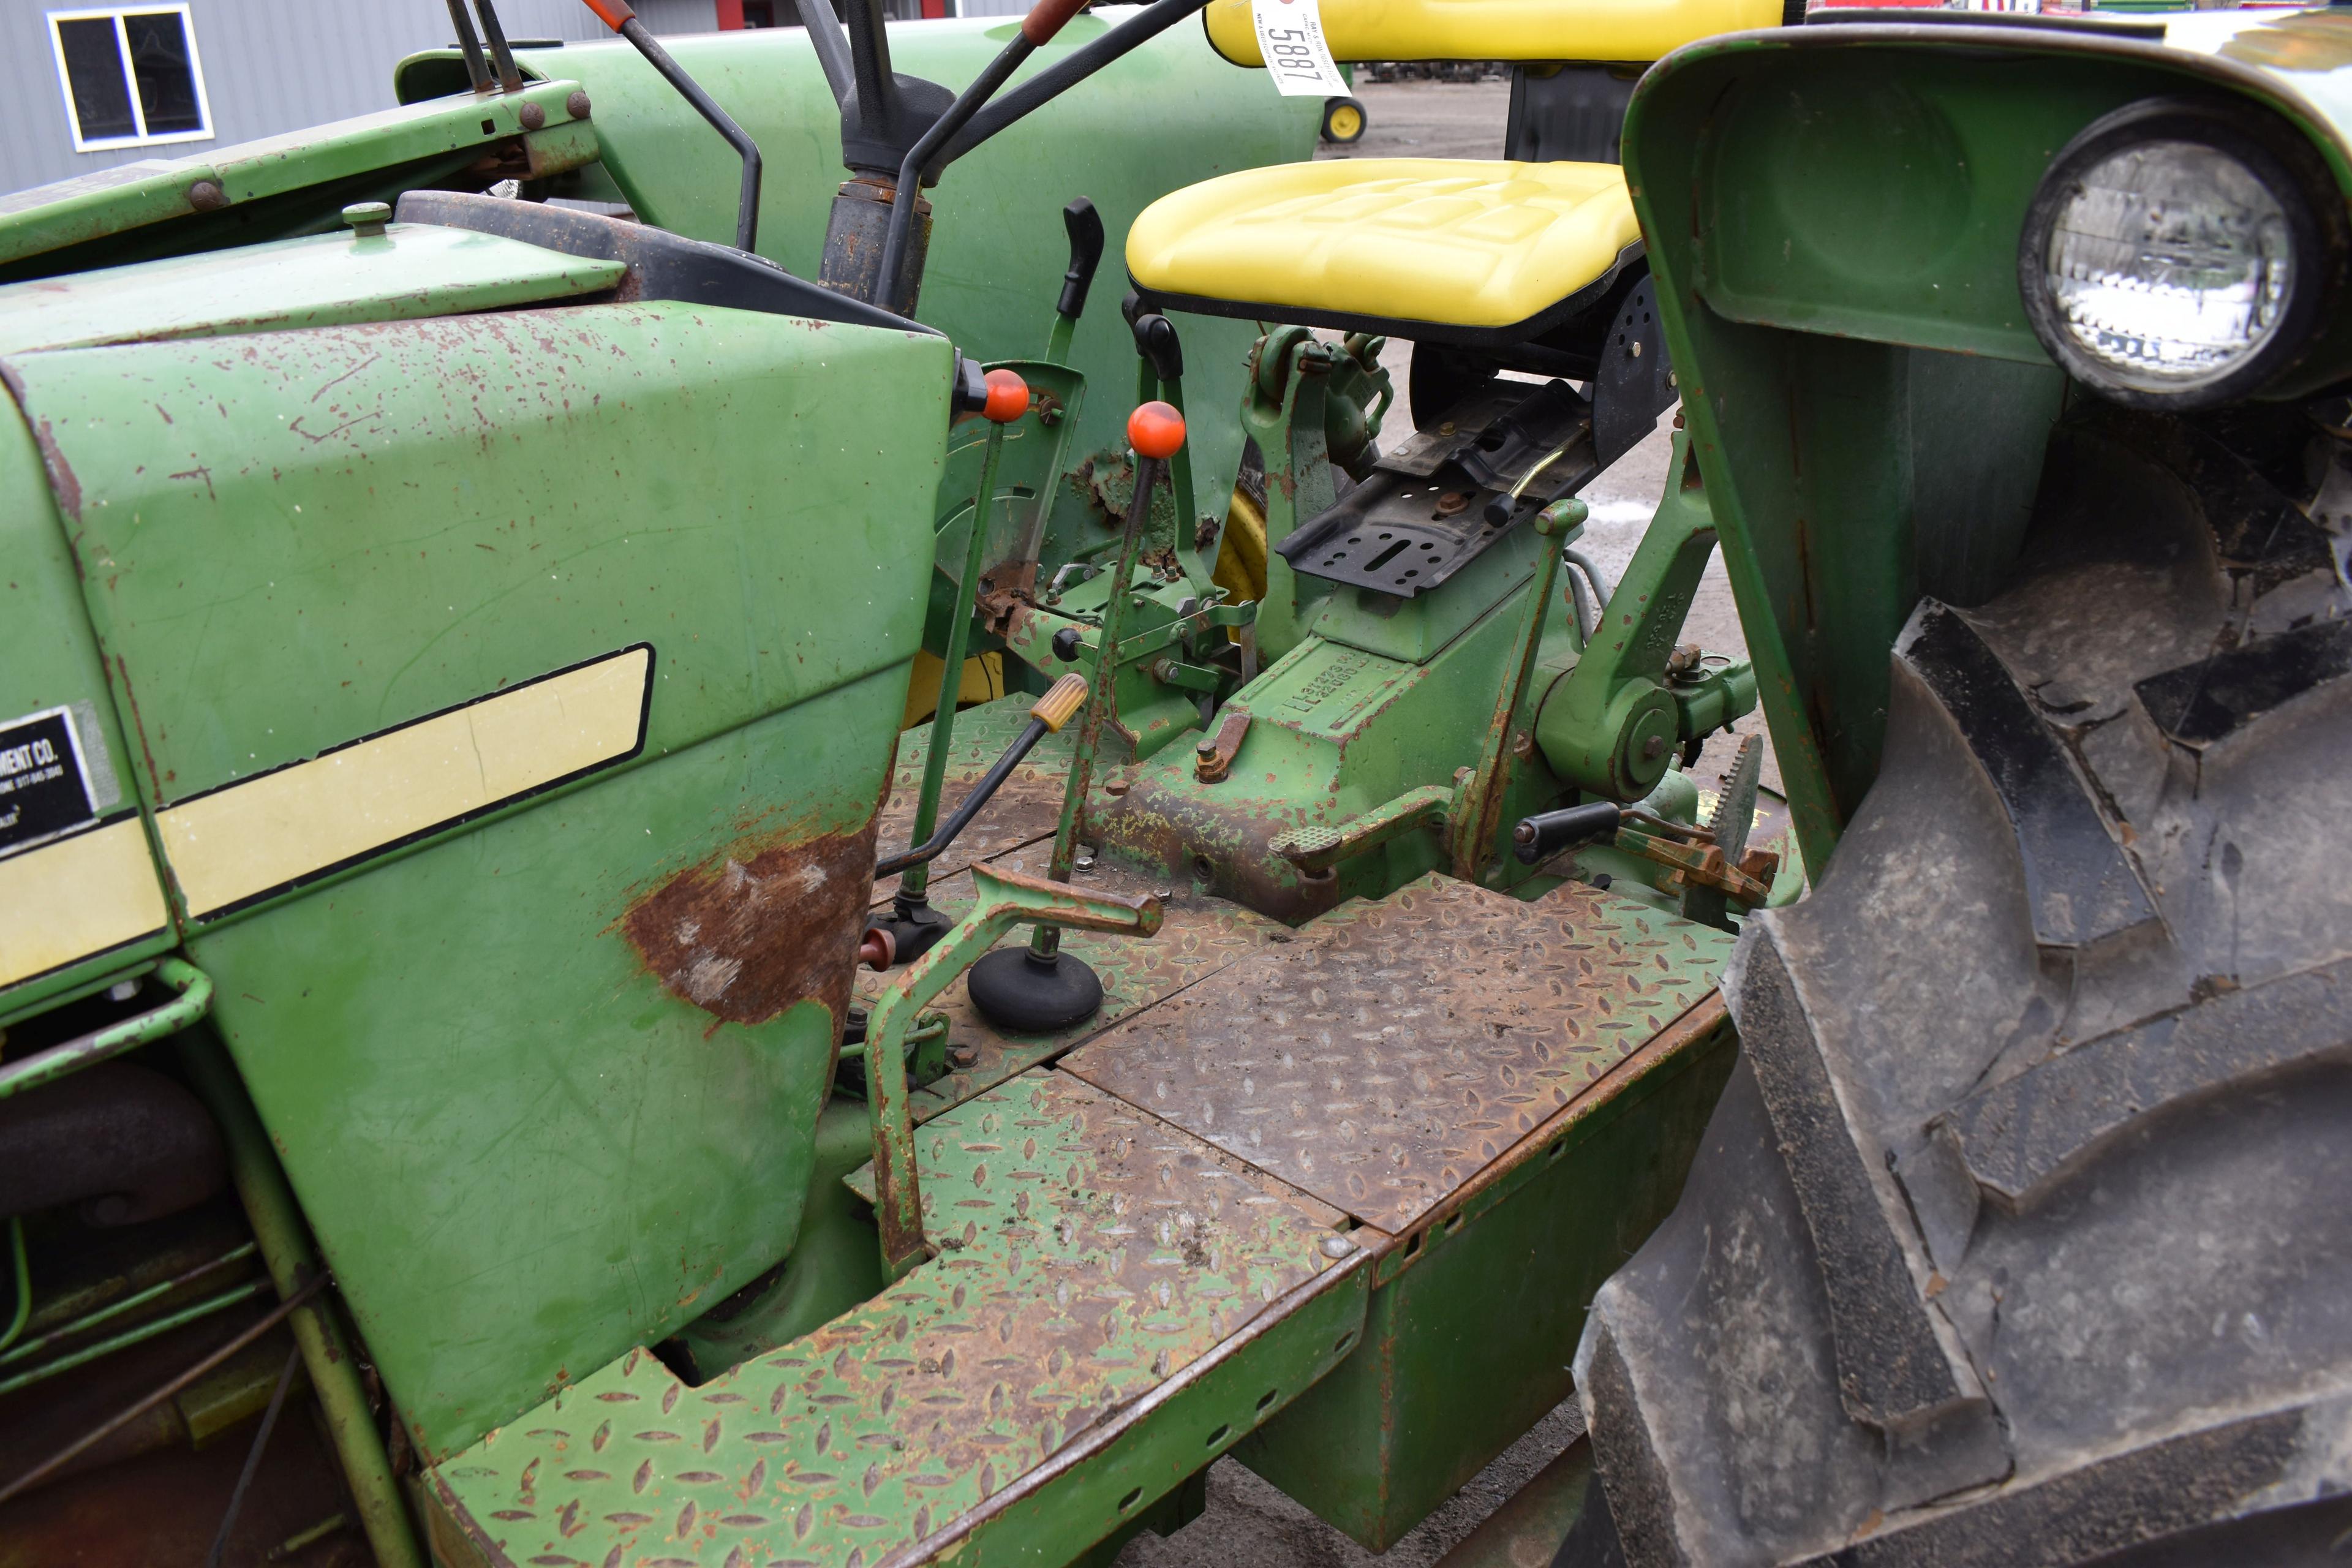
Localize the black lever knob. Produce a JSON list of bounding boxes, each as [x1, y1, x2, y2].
[[1131, 312, 1183, 385], [1051, 626, 1085, 663], [1058, 198, 1104, 321], [948, 353, 992, 415], [1512, 802, 1623, 865]]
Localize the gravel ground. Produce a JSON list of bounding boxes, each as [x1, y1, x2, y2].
[[1111, 76, 1776, 1568]]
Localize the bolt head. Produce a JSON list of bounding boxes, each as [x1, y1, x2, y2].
[[1642, 734, 1668, 760], [517, 100, 547, 131], [1319, 1235, 1355, 1259], [186, 178, 227, 213], [947, 1043, 979, 1069], [566, 89, 592, 120]]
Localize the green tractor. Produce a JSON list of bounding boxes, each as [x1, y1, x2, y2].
[[3, 0, 2145, 1561]]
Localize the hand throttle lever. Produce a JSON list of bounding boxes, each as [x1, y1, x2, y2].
[[875, 674, 1088, 878]]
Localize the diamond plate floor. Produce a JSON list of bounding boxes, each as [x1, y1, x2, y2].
[[1062, 873, 1735, 1234], [426, 1072, 1369, 1568]]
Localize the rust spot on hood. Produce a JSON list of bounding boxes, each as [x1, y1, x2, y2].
[[624, 816, 881, 1028]]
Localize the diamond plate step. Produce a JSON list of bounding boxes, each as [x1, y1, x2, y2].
[[1062, 872, 1735, 1238], [423, 1072, 1370, 1568]]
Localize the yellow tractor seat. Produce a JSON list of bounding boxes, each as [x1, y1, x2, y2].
[[1126, 158, 1643, 346]]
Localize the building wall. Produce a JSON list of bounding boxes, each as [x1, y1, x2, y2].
[[0, 0, 712, 197], [0, 0, 1050, 198]]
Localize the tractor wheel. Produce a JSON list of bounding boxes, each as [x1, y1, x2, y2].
[[1563, 406, 2352, 1567], [1320, 96, 1366, 145]]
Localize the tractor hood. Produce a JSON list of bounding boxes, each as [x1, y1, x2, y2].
[[0, 220, 625, 359]]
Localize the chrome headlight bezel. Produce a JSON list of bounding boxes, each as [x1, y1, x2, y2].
[[2018, 95, 2339, 411]]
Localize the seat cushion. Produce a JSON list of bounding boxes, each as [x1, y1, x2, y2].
[[1126, 158, 1642, 340]]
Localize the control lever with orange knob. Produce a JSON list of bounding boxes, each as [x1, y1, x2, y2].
[[874, 370, 1042, 963], [968, 402, 1187, 1033]]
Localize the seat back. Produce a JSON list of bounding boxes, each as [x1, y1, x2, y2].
[[1204, 0, 1787, 68]]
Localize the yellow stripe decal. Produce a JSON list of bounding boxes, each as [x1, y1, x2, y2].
[[0, 818, 170, 988], [159, 646, 652, 919]]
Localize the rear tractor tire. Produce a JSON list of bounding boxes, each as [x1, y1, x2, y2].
[[1567, 405, 2352, 1566]]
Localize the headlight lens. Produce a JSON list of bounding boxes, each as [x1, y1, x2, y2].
[[2044, 141, 2291, 387], [2021, 98, 2335, 409]]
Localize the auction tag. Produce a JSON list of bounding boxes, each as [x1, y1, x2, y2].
[[0, 706, 97, 858], [1251, 0, 1348, 97]]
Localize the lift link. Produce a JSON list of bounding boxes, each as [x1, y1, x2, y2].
[[1449, 497, 1585, 881], [1535, 431, 1757, 801], [965, 400, 1187, 1034]]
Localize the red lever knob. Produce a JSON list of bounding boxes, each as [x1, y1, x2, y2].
[[982, 368, 1030, 425], [1128, 400, 1186, 460], [858, 925, 896, 971]]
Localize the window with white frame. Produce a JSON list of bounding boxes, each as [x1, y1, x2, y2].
[[47, 6, 213, 153]]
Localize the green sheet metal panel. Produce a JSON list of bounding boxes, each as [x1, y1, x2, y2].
[[0, 407, 172, 1016], [1235, 1014, 1736, 1548], [1, 299, 955, 1457], [459, 20, 1321, 564], [0, 222, 624, 358], [1618, 26, 2352, 869], [0, 78, 597, 281]]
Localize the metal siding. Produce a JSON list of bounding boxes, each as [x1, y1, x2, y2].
[[1, 0, 610, 196], [633, 0, 718, 30]]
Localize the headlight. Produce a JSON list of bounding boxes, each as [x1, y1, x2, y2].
[[2020, 97, 2337, 409]]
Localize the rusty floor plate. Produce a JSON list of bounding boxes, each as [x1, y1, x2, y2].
[[425, 1071, 1367, 1568], [859, 840, 1285, 1125], [1063, 873, 1735, 1234], [870, 695, 1078, 903]]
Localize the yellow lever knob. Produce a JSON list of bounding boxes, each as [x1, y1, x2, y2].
[[1030, 673, 1089, 733]]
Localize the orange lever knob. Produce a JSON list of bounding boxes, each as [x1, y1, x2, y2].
[[1020, 0, 1090, 44], [982, 368, 1030, 424], [1028, 673, 1089, 733], [1128, 400, 1186, 460]]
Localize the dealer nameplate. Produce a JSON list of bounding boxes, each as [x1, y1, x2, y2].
[[0, 707, 99, 858]]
